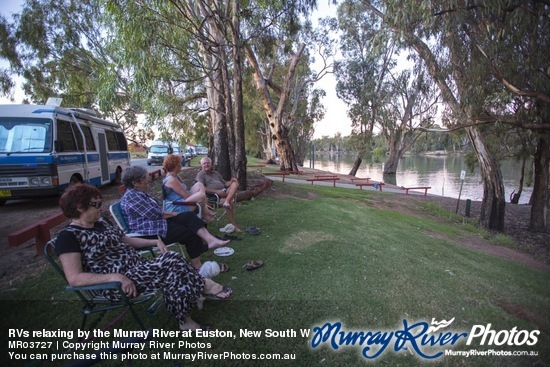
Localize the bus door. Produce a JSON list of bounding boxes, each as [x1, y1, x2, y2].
[[96, 131, 110, 184]]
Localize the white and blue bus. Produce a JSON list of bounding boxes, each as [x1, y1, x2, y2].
[[0, 104, 131, 205]]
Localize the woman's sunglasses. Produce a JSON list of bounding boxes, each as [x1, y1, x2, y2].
[[88, 201, 102, 209]]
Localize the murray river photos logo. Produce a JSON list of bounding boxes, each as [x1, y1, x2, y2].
[[310, 318, 540, 360]]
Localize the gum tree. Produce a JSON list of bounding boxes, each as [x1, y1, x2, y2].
[[361, 0, 549, 232], [331, 1, 395, 176]]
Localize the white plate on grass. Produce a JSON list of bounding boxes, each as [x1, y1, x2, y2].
[[214, 247, 234, 257]]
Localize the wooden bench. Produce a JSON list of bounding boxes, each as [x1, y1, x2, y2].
[[307, 177, 340, 187], [8, 212, 68, 255], [355, 182, 385, 191], [247, 164, 266, 172], [350, 177, 371, 183], [149, 169, 162, 180], [266, 171, 291, 182], [401, 186, 431, 196], [265, 170, 302, 182]]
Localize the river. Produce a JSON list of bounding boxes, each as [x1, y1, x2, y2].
[[303, 153, 533, 205]]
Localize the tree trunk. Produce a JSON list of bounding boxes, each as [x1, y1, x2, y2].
[[348, 152, 363, 176], [244, 43, 305, 172], [509, 156, 526, 204], [264, 129, 275, 163], [207, 63, 231, 178], [468, 127, 506, 231], [231, 0, 247, 189], [272, 124, 298, 171], [384, 136, 400, 174], [529, 132, 549, 232], [221, 51, 235, 178]]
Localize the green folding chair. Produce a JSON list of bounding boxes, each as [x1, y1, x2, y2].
[[44, 240, 155, 331]]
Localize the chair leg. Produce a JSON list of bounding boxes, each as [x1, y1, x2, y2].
[[80, 314, 88, 332], [127, 305, 146, 330]]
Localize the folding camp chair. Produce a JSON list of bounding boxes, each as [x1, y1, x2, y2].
[[161, 183, 202, 219], [44, 241, 155, 331], [109, 201, 185, 258], [109, 201, 145, 238], [206, 193, 236, 222]]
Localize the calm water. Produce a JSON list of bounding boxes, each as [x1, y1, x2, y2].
[[303, 154, 533, 205]]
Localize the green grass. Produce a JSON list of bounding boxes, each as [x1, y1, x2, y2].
[[1, 182, 548, 367]]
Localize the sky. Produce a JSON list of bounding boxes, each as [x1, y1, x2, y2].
[[0, 0, 352, 139]]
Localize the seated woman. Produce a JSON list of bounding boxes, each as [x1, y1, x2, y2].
[[162, 154, 215, 222], [54, 183, 232, 331], [120, 166, 229, 270]]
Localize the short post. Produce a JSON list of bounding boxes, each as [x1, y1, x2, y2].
[[455, 170, 466, 213], [465, 199, 471, 217]]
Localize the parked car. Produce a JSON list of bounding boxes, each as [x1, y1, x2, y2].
[[196, 146, 208, 155]]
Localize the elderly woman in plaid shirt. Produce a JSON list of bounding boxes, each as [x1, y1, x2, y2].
[[120, 166, 229, 270]]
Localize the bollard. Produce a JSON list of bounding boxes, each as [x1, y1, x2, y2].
[[465, 199, 471, 217]]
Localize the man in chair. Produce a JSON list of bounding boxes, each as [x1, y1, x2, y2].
[[196, 157, 240, 232]]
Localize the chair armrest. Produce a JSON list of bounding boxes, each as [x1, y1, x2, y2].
[[172, 200, 199, 206], [66, 281, 122, 292]]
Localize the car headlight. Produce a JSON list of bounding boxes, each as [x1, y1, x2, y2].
[[41, 177, 52, 186], [29, 178, 40, 186]]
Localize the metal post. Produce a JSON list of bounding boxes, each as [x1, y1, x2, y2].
[[455, 170, 466, 214], [465, 199, 471, 217], [455, 180, 464, 213], [311, 145, 315, 169]]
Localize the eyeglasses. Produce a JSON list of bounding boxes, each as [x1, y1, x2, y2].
[[88, 201, 102, 209]]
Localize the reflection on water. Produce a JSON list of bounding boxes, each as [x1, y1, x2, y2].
[[303, 154, 533, 205]]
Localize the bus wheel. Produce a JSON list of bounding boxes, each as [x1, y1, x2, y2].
[[0, 199, 6, 206], [69, 175, 82, 186], [112, 167, 122, 185]]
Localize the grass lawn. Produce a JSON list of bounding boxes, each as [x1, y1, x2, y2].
[[1, 181, 548, 367]]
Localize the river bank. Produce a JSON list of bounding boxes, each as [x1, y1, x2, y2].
[[0, 162, 547, 292]]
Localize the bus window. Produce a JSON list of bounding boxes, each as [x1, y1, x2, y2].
[[106, 130, 128, 151], [106, 130, 117, 150], [71, 124, 95, 151], [115, 132, 128, 151], [56, 120, 77, 152], [81, 126, 95, 150]]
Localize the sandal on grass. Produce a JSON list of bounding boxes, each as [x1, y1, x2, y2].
[[242, 260, 264, 271], [220, 224, 236, 233], [245, 226, 261, 235], [204, 285, 233, 301], [219, 263, 229, 272]]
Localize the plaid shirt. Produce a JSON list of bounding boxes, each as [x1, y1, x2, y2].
[[120, 188, 167, 237]]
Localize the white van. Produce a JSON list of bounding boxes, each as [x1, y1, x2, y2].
[[147, 141, 170, 165], [147, 141, 184, 165]]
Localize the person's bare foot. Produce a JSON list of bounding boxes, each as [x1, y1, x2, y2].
[[207, 238, 230, 250], [204, 279, 232, 300]]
